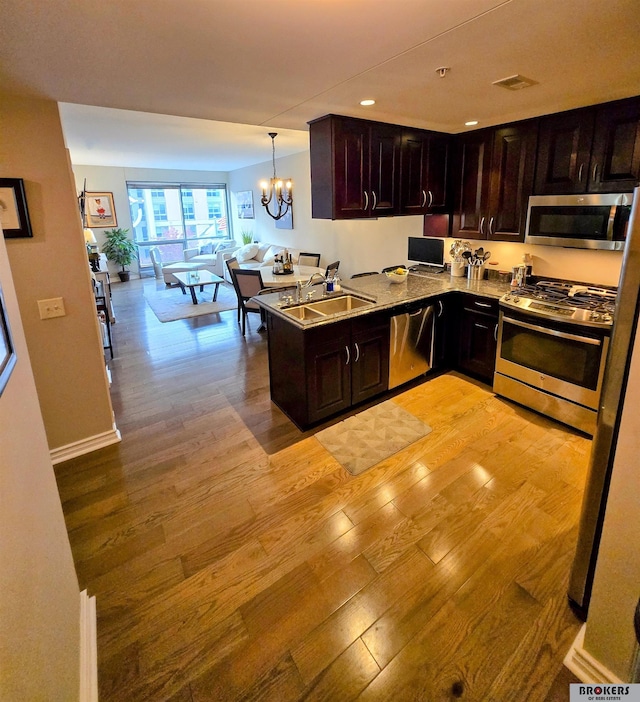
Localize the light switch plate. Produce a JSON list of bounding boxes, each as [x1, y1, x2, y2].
[[38, 297, 66, 320]]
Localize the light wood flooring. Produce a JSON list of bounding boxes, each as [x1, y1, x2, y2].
[[54, 277, 588, 701]]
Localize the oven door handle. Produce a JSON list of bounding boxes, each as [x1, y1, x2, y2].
[[502, 316, 603, 346]]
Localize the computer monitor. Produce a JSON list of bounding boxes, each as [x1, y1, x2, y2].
[[407, 237, 445, 269]]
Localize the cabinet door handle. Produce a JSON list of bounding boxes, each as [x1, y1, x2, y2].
[[494, 323, 499, 341], [480, 216, 485, 235], [476, 323, 489, 330], [363, 191, 369, 211], [428, 190, 433, 208], [578, 163, 584, 182], [345, 345, 350, 365], [371, 191, 377, 210], [354, 342, 360, 363], [475, 301, 492, 309], [437, 300, 444, 318], [421, 190, 427, 208], [592, 163, 599, 182], [489, 216, 494, 236]]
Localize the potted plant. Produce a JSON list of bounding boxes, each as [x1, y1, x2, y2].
[[101, 228, 138, 282], [240, 228, 254, 245]]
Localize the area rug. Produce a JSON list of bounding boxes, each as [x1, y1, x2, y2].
[[315, 400, 432, 475], [144, 283, 237, 322]]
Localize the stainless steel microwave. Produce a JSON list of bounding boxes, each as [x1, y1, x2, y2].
[[524, 193, 633, 250]]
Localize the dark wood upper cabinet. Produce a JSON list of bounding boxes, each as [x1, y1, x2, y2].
[[309, 115, 400, 219], [534, 109, 595, 194], [488, 122, 538, 241], [400, 129, 451, 215], [452, 120, 536, 242], [534, 97, 640, 194], [589, 100, 640, 192], [452, 130, 492, 239]]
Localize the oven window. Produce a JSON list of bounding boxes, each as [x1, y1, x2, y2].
[[501, 320, 603, 389]]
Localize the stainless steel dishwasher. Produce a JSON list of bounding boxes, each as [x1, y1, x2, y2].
[[388, 304, 435, 389]]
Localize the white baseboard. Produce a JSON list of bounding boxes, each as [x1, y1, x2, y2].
[[564, 623, 623, 684], [50, 426, 121, 465], [79, 590, 98, 702]]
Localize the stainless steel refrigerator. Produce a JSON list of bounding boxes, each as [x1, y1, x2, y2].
[[568, 186, 640, 618]]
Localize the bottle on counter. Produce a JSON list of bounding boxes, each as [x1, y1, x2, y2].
[[522, 253, 533, 280]]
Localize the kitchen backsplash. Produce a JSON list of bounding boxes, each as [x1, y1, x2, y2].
[[444, 238, 623, 287]]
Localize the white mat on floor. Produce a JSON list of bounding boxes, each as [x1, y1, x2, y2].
[[315, 400, 432, 475], [144, 283, 237, 322]]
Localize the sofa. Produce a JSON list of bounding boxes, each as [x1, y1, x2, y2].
[[186, 241, 302, 282]]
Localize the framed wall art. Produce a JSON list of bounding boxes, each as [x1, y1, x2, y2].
[[0, 178, 33, 239], [85, 191, 117, 227], [236, 190, 254, 219], [275, 202, 293, 230], [0, 282, 17, 396]]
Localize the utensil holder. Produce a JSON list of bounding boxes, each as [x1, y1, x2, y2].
[[450, 261, 466, 277], [467, 264, 485, 280]]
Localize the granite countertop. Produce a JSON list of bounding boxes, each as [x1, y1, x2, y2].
[[255, 270, 513, 328]]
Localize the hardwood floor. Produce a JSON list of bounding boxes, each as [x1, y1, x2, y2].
[[54, 277, 589, 701]]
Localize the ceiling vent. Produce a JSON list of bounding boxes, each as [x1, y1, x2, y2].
[[492, 74, 538, 91]]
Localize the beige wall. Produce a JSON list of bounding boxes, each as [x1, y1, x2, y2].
[[0, 230, 80, 699], [0, 93, 115, 452]]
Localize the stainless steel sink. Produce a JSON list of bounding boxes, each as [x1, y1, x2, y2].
[[282, 294, 374, 320], [305, 295, 373, 314], [283, 305, 325, 320]]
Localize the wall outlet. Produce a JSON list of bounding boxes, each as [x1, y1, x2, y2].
[[38, 297, 66, 320]]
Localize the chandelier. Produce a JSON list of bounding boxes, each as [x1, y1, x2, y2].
[[260, 132, 292, 220]]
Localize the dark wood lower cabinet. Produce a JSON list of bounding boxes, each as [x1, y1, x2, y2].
[[266, 292, 500, 429], [456, 294, 499, 383], [267, 312, 389, 428]]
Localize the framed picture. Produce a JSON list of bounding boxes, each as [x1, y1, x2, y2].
[[236, 190, 254, 219], [85, 191, 117, 227], [275, 202, 293, 230], [0, 282, 17, 397], [0, 178, 33, 239]]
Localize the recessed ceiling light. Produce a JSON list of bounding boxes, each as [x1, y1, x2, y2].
[[360, 99, 375, 106], [465, 120, 479, 127]]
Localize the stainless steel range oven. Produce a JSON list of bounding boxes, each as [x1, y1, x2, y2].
[[494, 281, 615, 434]]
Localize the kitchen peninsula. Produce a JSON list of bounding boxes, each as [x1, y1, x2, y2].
[[256, 271, 512, 429]]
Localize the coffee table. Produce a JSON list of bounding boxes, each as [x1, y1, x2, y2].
[[172, 270, 225, 304]]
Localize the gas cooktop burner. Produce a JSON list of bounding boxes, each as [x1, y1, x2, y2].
[[500, 280, 617, 328]]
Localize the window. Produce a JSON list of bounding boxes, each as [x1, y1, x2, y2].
[[127, 183, 230, 271]]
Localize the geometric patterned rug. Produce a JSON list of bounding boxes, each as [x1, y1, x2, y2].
[[315, 400, 432, 475]]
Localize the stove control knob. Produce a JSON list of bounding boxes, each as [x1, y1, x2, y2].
[[504, 294, 511, 302], [602, 313, 613, 323], [512, 295, 520, 303], [591, 312, 601, 321]]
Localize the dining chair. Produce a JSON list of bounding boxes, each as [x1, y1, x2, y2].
[[351, 271, 378, 278], [325, 260, 340, 278], [231, 268, 265, 336], [298, 252, 321, 267], [225, 257, 242, 323], [382, 265, 407, 273]]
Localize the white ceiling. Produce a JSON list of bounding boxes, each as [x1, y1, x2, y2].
[[2, 0, 640, 171]]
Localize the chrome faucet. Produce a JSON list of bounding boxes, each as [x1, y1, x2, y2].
[[297, 272, 326, 301]]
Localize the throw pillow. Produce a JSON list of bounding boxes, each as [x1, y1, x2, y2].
[[236, 243, 260, 262], [199, 243, 214, 255]]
